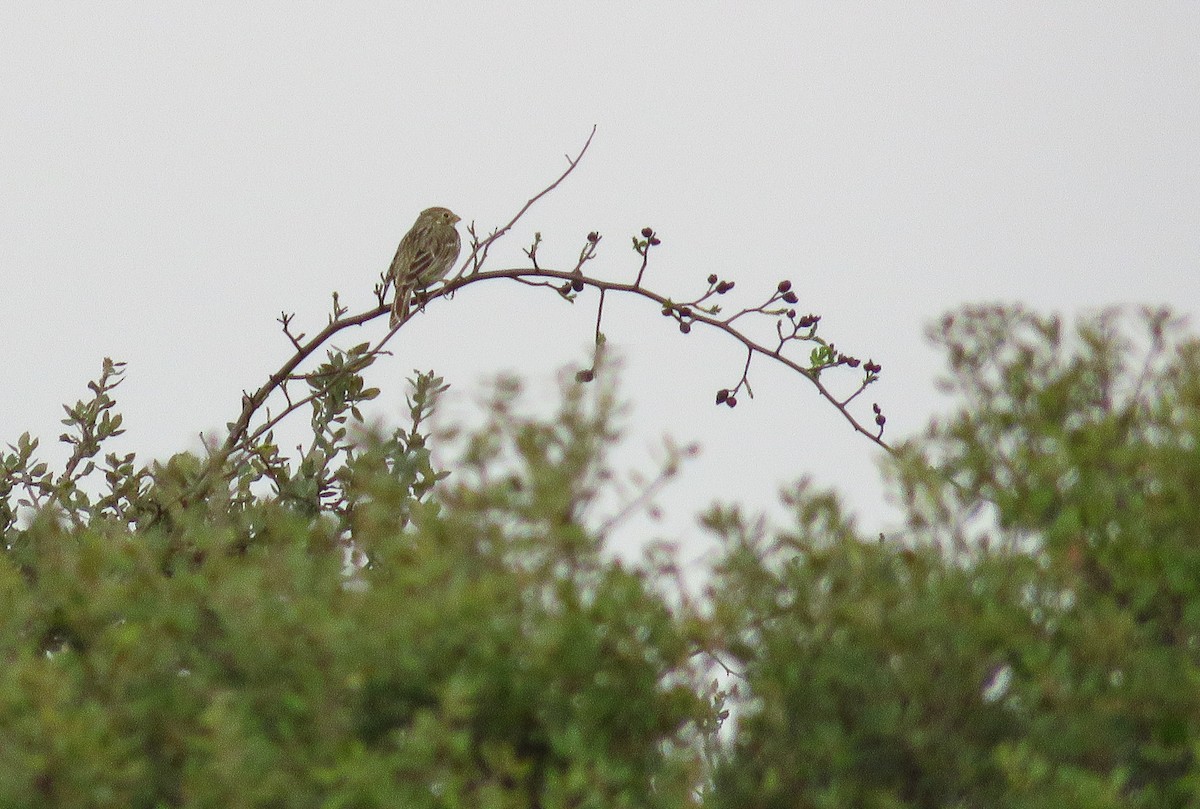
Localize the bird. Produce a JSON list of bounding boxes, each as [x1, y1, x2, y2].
[[388, 206, 462, 327]]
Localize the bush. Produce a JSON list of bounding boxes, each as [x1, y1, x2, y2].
[[0, 373, 709, 808], [708, 306, 1200, 808], [5, 305, 1200, 807]]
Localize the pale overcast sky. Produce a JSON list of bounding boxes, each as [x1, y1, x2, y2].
[[3, 5, 1198, 561]]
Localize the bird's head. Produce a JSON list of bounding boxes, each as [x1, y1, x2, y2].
[[421, 206, 461, 226]]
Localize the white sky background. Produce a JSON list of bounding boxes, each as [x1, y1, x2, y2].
[[2, 5, 1198, 565]]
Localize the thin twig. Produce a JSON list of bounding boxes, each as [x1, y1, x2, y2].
[[594, 288, 606, 346], [457, 125, 597, 279], [222, 303, 388, 455]]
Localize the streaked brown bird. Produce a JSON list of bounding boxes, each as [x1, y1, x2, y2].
[[388, 206, 462, 327]]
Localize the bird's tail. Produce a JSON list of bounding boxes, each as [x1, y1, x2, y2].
[[390, 286, 413, 328]]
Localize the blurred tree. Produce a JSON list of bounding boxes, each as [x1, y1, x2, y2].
[[708, 305, 1200, 808]]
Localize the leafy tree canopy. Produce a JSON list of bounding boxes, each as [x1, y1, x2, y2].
[[3, 298, 1198, 808]]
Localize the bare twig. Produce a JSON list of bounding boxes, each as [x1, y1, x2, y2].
[[597, 441, 698, 538], [593, 288, 606, 347], [458, 125, 596, 278]]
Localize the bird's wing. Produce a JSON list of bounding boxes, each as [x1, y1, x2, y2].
[[407, 248, 436, 278]]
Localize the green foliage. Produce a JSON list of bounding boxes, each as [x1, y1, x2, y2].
[[4, 304, 1200, 806], [708, 306, 1200, 808], [0, 370, 707, 807]]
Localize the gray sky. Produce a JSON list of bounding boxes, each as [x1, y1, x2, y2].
[[3, 4, 1198, 561]]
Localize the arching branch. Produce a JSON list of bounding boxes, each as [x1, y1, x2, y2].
[[218, 127, 890, 483]]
